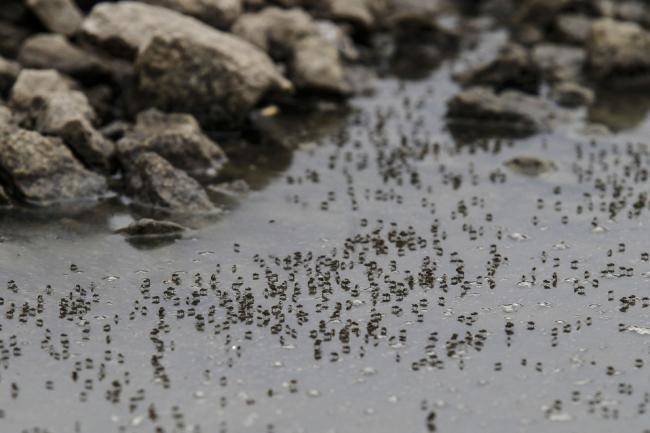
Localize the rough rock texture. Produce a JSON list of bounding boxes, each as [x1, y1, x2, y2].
[[0, 127, 107, 205], [18, 34, 119, 82], [233, 7, 349, 94], [505, 156, 556, 176], [446, 86, 555, 132], [140, 0, 242, 28], [126, 152, 215, 212], [117, 109, 227, 177], [136, 31, 291, 127], [26, 0, 84, 36], [532, 43, 586, 83], [0, 57, 20, 97], [10, 69, 115, 171], [454, 43, 540, 93], [587, 18, 650, 80], [115, 218, 187, 236]]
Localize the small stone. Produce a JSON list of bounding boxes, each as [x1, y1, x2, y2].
[[552, 81, 594, 108], [505, 156, 556, 176], [115, 219, 187, 237], [291, 35, 350, 94], [26, 0, 84, 36], [125, 152, 215, 212]]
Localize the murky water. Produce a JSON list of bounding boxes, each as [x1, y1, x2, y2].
[[2, 54, 650, 433]]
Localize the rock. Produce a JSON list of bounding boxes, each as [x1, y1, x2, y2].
[[117, 109, 227, 178], [0, 185, 10, 206], [587, 18, 650, 81], [316, 20, 359, 61], [115, 218, 187, 236], [532, 43, 586, 83], [454, 43, 540, 93], [505, 156, 556, 176], [292, 36, 350, 94], [139, 0, 243, 28], [0, 105, 14, 129], [10, 69, 115, 172], [514, 0, 570, 24], [233, 8, 349, 94], [26, 0, 84, 36], [0, 127, 107, 205], [446, 86, 555, 133], [552, 81, 594, 108], [0, 21, 30, 58], [125, 152, 215, 212], [18, 34, 116, 83], [207, 179, 250, 197], [553, 14, 592, 44], [0, 56, 20, 98], [136, 30, 291, 127], [314, 0, 374, 30], [233, 7, 316, 58]]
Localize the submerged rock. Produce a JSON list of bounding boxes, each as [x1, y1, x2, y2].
[[139, 0, 242, 28], [454, 43, 540, 93], [587, 18, 650, 81], [446, 86, 555, 133], [115, 218, 187, 236], [10, 69, 115, 172], [125, 152, 215, 212], [0, 128, 107, 205], [26, 0, 83, 36], [505, 156, 556, 176], [117, 109, 227, 178]]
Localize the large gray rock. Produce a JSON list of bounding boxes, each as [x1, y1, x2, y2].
[[233, 7, 349, 94], [446, 86, 556, 133], [139, 0, 242, 28], [0, 127, 107, 205], [454, 43, 540, 93], [10, 69, 115, 172], [117, 109, 227, 178], [587, 18, 650, 81], [125, 152, 215, 212], [26, 0, 84, 36], [18, 34, 127, 83], [135, 30, 291, 126]]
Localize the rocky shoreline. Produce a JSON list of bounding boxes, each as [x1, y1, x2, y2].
[[0, 0, 647, 217]]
